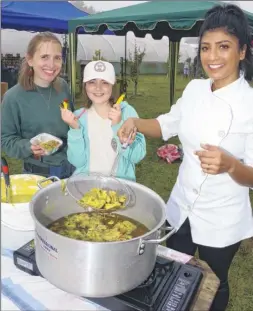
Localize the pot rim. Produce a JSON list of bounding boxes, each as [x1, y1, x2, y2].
[[30, 178, 167, 245]]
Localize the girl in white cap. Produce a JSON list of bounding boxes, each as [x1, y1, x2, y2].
[[61, 60, 146, 181]]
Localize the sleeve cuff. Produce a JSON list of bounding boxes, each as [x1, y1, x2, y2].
[[156, 115, 167, 141], [156, 115, 176, 141], [24, 140, 33, 157]]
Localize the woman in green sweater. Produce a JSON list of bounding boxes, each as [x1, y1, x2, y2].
[[1, 32, 74, 178]]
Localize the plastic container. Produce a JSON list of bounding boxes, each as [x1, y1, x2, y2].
[[1, 174, 50, 250], [30, 133, 63, 156]]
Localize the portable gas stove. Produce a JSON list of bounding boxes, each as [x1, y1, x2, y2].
[[13, 240, 203, 311]]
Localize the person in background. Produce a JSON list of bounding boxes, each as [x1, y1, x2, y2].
[[183, 60, 190, 78], [1, 32, 74, 178], [117, 4, 253, 311], [61, 60, 146, 181]]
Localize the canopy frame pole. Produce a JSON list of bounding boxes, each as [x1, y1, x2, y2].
[[168, 40, 180, 107], [68, 32, 77, 106]]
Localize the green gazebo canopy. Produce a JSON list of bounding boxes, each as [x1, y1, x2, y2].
[[68, 1, 253, 105], [69, 1, 253, 38]]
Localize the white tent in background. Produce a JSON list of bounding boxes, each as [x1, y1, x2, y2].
[[1, 29, 198, 63]]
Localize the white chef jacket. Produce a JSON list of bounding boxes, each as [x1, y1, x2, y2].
[[157, 74, 253, 247]]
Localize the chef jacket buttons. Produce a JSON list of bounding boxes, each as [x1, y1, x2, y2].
[[218, 130, 226, 138]]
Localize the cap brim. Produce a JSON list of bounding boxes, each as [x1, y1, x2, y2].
[[83, 75, 115, 84]]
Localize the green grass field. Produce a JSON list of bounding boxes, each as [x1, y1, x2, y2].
[[2, 75, 253, 311]]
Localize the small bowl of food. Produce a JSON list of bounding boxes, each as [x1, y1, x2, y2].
[[30, 133, 63, 156]]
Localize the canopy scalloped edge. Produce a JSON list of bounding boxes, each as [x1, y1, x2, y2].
[[69, 18, 204, 34]]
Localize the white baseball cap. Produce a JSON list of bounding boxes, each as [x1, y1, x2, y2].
[[83, 61, 116, 85]]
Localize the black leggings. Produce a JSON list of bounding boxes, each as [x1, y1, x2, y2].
[[166, 218, 241, 311]]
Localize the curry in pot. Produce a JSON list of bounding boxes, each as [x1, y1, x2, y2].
[[48, 212, 149, 242]]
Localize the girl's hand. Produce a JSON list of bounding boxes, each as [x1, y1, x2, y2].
[[108, 104, 122, 125], [61, 108, 79, 129], [195, 143, 236, 174]]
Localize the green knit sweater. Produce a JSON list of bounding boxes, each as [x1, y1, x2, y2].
[[1, 78, 72, 167]]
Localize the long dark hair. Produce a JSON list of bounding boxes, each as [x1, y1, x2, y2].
[[197, 4, 253, 81]]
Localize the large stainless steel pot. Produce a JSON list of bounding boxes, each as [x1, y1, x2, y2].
[[30, 176, 175, 298]]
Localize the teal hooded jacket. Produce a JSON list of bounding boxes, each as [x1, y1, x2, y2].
[[66, 101, 146, 181]]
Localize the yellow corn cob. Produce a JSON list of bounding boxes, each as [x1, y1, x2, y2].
[[63, 101, 68, 109], [115, 94, 125, 105], [60, 99, 69, 109]]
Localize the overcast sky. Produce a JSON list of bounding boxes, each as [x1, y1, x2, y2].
[[82, 1, 253, 13]]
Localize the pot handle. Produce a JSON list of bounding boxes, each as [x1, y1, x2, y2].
[[142, 226, 176, 244], [37, 176, 60, 189]]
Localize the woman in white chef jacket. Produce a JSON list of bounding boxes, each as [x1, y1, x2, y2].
[[117, 4, 253, 311]]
